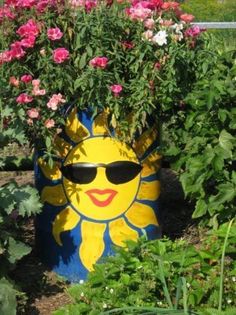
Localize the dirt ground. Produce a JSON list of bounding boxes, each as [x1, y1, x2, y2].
[[0, 168, 197, 315]]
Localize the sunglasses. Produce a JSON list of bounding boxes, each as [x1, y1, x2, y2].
[[61, 161, 142, 185]]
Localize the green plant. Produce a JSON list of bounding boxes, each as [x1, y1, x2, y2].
[[0, 0, 208, 156], [163, 48, 236, 224], [53, 221, 236, 314], [0, 178, 42, 315]]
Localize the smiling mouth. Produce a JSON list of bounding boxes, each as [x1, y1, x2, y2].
[[85, 189, 117, 207]]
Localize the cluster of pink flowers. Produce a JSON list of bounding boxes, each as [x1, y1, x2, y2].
[[47, 93, 66, 110], [4, 0, 57, 13], [185, 25, 205, 38], [69, 0, 97, 12]]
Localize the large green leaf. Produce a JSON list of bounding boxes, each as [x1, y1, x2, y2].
[[0, 278, 16, 315], [7, 237, 31, 264]]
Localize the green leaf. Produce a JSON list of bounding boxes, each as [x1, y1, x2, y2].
[[79, 53, 87, 70], [219, 130, 234, 155], [192, 199, 207, 218], [0, 278, 16, 315], [7, 237, 31, 264]]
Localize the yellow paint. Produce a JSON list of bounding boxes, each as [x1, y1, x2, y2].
[[65, 108, 90, 143], [109, 218, 139, 247], [54, 136, 73, 158], [92, 111, 110, 136], [133, 127, 158, 158], [141, 151, 162, 178], [41, 184, 67, 206], [38, 157, 62, 181], [63, 137, 140, 221], [137, 180, 161, 201], [79, 221, 106, 271], [126, 202, 158, 228], [52, 207, 80, 245]]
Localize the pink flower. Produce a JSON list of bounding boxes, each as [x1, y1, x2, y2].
[[9, 76, 20, 87], [21, 74, 33, 83], [15, 0, 36, 8], [16, 19, 39, 38], [143, 30, 153, 40], [110, 84, 123, 96], [180, 13, 195, 23], [44, 118, 55, 128], [47, 27, 63, 41], [16, 93, 33, 103], [27, 108, 40, 119], [9, 42, 25, 59], [126, 5, 152, 21], [121, 41, 135, 49], [20, 35, 36, 48], [32, 87, 46, 96], [144, 18, 155, 29], [0, 6, 16, 22], [185, 26, 204, 37], [89, 57, 108, 69], [161, 1, 179, 10], [0, 50, 12, 64], [32, 79, 40, 87], [85, 0, 97, 12], [154, 62, 161, 70], [47, 93, 66, 110], [53, 48, 69, 63]]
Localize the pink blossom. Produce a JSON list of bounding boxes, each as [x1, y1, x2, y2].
[[89, 57, 108, 69], [21, 74, 33, 83], [154, 62, 161, 70], [15, 0, 36, 8], [47, 93, 66, 111], [36, 0, 57, 13], [184, 26, 204, 37], [0, 50, 12, 64], [161, 1, 179, 10], [20, 36, 36, 48], [131, 0, 163, 10], [32, 79, 41, 87], [47, 27, 63, 41], [53, 48, 69, 64], [27, 108, 40, 119], [144, 18, 155, 29], [180, 13, 195, 23], [121, 41, 135, 49], [9, 76, 20, 87], [85, 0, 97, 12], [110, 84, 123, 96], [126, 5, 152, 21], [9, 42, 25, 59], [16, 19, 39, 38], [32, 87, 46, 96], [143, 30, 153, 40], [44, 118, 55, 128], [0, 6, 16, 22], [16, 93, 33, 103]]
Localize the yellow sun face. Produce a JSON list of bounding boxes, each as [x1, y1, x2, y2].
[[37, 108, 162, 277], [63, 137, 140, 221]]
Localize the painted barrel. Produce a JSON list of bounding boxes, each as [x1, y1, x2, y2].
[[35, 107, 161, 282]]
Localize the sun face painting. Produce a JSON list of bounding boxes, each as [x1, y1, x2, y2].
[[35, 107, 162, 281]]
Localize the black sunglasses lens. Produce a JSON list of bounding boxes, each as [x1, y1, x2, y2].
[[106, 161, 142, 184], [61, 165, 97, 184]]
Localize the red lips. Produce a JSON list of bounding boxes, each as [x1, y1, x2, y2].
[[85, 189, 117, 207]]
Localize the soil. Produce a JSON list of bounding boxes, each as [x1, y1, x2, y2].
[[0, 168, 198, 315]]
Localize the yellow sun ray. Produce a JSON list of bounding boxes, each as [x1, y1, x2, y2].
[[38, 157, 62, 181], [52, 206, 80, 246], [65, 108, 90, 143], [125, 202, 158, 228], [109, 218, 139, 247], [141, 151, 162, 178], [133, 127, 158, 158], [54, 135, 73, 158], [137, 180, 161, 201], [41, 184, 67, 206], [79, 221, 106, 271], [92, 110, 110, 136]]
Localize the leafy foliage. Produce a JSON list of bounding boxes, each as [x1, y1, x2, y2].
[[0, 181, 42, 314], [53, 221, 236, 315], [163, 49, 236, 224]]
